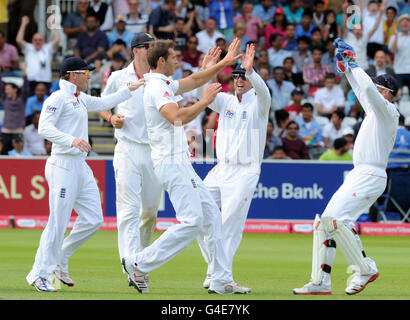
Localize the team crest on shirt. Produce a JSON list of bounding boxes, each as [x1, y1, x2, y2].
[[241, 110, 247, 121], [225, 109, 234, 118], [69, 100, 80, 108]]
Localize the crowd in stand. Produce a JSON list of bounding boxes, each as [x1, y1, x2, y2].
[[0, 0, 409, 165]]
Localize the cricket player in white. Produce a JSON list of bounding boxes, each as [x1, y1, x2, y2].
[[26, 57, 143, 292], [197, 44, 271, 291], [98, 33, 162, 285], [122, 39, 251, 294], [294, 38, 400, 295]]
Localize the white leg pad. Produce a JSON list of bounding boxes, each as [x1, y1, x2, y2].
[[321, 217, 370, 274], [311, 215, 336, 285]]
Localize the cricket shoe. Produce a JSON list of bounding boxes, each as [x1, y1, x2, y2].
[[202, 274, 212, 289], [208, 281, 251, 294], [32, 277, 57, 292], [122, 257, 148, 294], [54, 266, 74, 287], [128, 274, 149, 286], [293, 281, 332, 295], [345, 258, 379, 295]]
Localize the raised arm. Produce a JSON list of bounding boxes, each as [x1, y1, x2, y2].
[[16, 16, 30, 51], [175, 38, 243, 95], [367, 0, 386, 40], [242, 43, 271, 117]]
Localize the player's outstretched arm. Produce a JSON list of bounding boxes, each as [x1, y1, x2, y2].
[[242, 43, 271, 117], [160, 83, 222, 126], [175, 38, 243, 95]]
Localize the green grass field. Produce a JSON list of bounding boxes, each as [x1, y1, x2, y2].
[[1, 229, 410, 300]]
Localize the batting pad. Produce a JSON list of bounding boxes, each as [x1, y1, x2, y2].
[[311, 215, 336, 284], [321, 217, 370, 275]]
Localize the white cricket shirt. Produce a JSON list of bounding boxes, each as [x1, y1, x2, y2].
[[102, 61, 150, 145], [208, 70, 271, 164], [39, 79, 132, 157], [345, 67, 399, 168], [143, 72, 189, 165]]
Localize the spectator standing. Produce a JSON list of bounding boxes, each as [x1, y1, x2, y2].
[[303, 47, 333, 96], [8, 134, 32, 157], [233, 1, 264, 43], [209, 0, 234, 38], [314, 72, 345, 118], [264, 7, 288, 49], [148, 0, 176, 40], [283, 56, 304, 87], [63, 0, 89, 51], [0, 77, 29, 155], [264, 119, 283, 159], [23, 111, 46, 155], [108, 16, 134, 49], [124, 0, 149, 34], [16, 16, 60, 95], [183, 35, 203, 68], [292, 36, 313, 74], [361, 0, 386, 60], [74, 14, 109, 63], [256, 49, 271, 72], [389, 14, 410, 92], [267, 66, 296, 110], [383, 6, 398, 46], [296, 102, 325, 149], [319, 137, 353, 161], [365, 49, 396, 78], [322, 38, 341, 76], [0, 31, 20, 77], [267, 33, 293, 69], [88, 0, 114, 32], [284, 0, 305, 25], [25, 83, 48, 121], [282, 120, 309, 159], [196, 18, 225, 54], [323, 110, 348, 150]]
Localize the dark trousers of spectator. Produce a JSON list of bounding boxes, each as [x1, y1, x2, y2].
[[29, 81, 51, 97], [1, 133, 18, 155], [396, 74, 410, 92], [7, 0, 37, 47]]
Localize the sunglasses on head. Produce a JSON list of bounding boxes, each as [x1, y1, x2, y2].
[[67, 69, 89, 75], [233, 74, 247, 80], [135, 43, 150, 50]]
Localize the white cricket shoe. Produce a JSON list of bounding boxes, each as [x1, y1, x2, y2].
[[345, 258, 379, 295], [293, 281, 332, 295], [32, 277, 57, 292], [208, 281, 251, 294], [202, 274, 212, 289], [54, 266, 74, 287], [122, 257, 148, 294]]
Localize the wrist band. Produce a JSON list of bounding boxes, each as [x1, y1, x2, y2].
[[107, 114, 112, 123]]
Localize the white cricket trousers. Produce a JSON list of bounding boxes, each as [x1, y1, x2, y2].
[[132, 154, 232, 283], [198, 162, 261, 277], [113, 139, 162, 260], [26, 155, 103, 285], [322, 164, 387, 223]]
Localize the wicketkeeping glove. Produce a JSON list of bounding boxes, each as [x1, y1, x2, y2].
[[333, 38, 358, 73]]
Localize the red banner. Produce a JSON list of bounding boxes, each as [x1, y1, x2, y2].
[[0, 159, 106, 216], [360, 222, 410, 236], [0, 216, 10, 228]]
